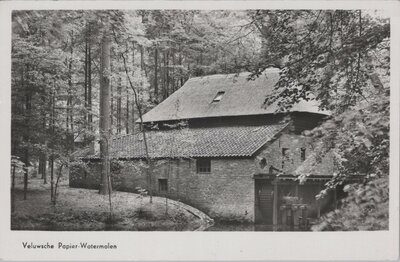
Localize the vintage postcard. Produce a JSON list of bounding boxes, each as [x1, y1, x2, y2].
[[0, 0, 399, 260]]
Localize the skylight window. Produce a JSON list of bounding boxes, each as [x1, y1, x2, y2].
[[212, 91, 225, 102]]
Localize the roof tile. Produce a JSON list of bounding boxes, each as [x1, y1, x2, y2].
[[79, 123, 287, 159], [141, 69, 329, 123]]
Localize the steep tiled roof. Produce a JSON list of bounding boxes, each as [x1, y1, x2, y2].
[[78, 123, 288, 160], [141, 68, 329, 123]]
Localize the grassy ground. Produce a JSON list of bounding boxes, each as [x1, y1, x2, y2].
[[11, 177, 204, 231]]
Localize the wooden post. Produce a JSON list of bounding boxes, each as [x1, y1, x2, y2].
[[273, 178, 278, 226]]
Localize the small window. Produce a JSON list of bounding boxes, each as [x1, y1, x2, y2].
[[301, 148, 306, 162], [282, 148, 289, 168], [212, 91, 225, 102], [259, 157, 267, 169], [197, 159, 211, 173], [158, 179, 168, 193], [282, 148, 289, 157]]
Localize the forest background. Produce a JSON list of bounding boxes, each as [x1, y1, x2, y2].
[[10, 9, 390, 230]]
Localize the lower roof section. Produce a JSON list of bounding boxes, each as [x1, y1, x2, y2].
[[76, 123, 288, 160]]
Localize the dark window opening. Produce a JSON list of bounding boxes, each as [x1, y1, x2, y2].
[[282, 148, 289, 168], [259, 157, 267, 169], [212, 91, 225, 102], [197, 159, 211, 173], [301, 148, 306, 162], [158, 179, 168, 193]]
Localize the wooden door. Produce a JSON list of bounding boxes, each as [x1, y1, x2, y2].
[[255, 180, 274, 224]]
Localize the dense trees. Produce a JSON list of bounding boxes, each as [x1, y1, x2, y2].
[[11, 9, 254, 199], [11, 10, 390, 230], [245, 10, 390, 230]]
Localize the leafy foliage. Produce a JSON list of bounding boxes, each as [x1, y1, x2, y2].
[[312, 177, 389, 231], [247, 10, 389, 112], [246, 10, 390, 230]]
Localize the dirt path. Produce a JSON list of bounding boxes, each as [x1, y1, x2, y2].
[[11, 178, 213, 231]]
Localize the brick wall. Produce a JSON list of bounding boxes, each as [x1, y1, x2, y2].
[[70, 157, 258, 222], [70, 132, 335, 222], [255, 132, 335, 176]]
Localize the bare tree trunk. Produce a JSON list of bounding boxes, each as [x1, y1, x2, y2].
[[88, 26, 93, 130], [131, 42, 135, 134], [171, 50, 175, 92], [53, 163, 64, 205], [165, 50, 170, 99], [99, 24, 112, 195], [121, 52, 153, 203], [39, 145, 47, 183], [124, 42, 130, 134], [50, 156, 54, 201], [84, 28, 88, 126], [23, 66, 31, 201], [162, 51, 166, 99], [110, 69, 114, 132], [117, 68, 122, 135], [43, 157, 47, 184], [23, 159, 28, 200], [140, 45, 146, 76], [67, 33, 74, 146], [39, 106, 46, 182], [11, 164, 16, 212], [126, 80, 130, 134], [179, 47, 184, 87], [154, 47, 159, 101], [50, 86, 55, 201]]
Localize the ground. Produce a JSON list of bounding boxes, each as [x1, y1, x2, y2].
[[11, 177, 208, 231]]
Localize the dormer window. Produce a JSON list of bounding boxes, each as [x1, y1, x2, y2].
[[212, 91, 225, 102]]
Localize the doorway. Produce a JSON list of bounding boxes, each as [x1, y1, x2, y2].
[[255, 179, 274, 224]]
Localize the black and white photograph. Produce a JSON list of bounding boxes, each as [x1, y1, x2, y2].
[[1, 1, 399, 260]]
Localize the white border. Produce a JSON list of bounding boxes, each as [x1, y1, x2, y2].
[[0, 1, 398, 261]]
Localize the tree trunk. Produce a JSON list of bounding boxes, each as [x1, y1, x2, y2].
[[42, 156, 47, 184], [171, 50, 175, 92], [11, 164, 16, 213], [99, 24, 112, 195], [53, 163, 64, 205], [165, 50, 170, 99], [88, 27, 93, 130], [23, 66, 31, 201], [121, 52, 153, 203], [162, 51, 166, 99], [39, 152, 47, 182], [23, 140, 29, 201], [50, 85, 55, 200], [126, 81, 129, 134], [110, 57, 114, 133], [84, 28, 88, 126], [39, 103, 47, 182], [154, 47, 159, 101], [68, 35, 74, 153], [131, 42, 135, 134], [23, 160, 28, 200], [179, 47, 184, 87], [132, 96, 135, 134], [50, 156, 54, 201], [140, 45, 146, 76], [117, 73, 122, 135]]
